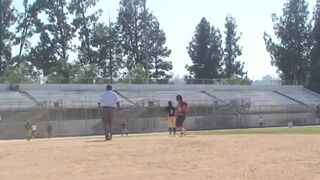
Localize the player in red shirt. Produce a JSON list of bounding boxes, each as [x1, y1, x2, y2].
[[176, 95, 189, 136]]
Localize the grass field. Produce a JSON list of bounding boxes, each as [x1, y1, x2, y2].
[[1, 126, 320, 180], [191, 126, 320, 135]]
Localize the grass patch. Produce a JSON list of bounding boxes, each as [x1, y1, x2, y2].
[[190, 126, 320, 135]]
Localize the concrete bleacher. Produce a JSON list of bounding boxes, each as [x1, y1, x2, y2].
[[0, 91, 37, 109], [26, 89, 132, 108], [0, 84, 319, 109], [276, 88, 320, 106], [119, 90, 213, 106], [1, 84, 319, 139], [205, 90, 299, 105]]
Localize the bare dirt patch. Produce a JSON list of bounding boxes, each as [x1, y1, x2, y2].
[[1, 134, 320, 180]]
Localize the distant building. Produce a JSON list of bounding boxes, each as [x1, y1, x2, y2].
[[253, 75, 280, 85]]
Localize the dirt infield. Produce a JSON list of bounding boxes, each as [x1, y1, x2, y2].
[[1, 134, 320, 180]]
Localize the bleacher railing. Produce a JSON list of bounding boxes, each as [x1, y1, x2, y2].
[[0, 98, 315, 112]]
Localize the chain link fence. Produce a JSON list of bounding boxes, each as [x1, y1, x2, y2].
[[0, 98, 318, 139]]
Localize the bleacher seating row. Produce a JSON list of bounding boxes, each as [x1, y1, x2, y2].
[[0, 84, 319, 110]]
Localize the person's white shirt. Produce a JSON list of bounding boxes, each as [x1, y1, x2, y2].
[[98, 90, 120, 108], [32, 125, 37, 131]]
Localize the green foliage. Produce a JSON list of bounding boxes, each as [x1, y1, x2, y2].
[[6, 0, 173, 84], [14, 0, 35, 65], [187, 17, 223, 79], [264, 0, 311, 82], [46, 59, 73, 84], [0, 62, 39, 84], [0, 0, 17, 75], [221, 76, 252, 85], [121, 64, 148, 84], [27, 32, 58, 76], [308, 2, 320, 92], [117, 0, 146, 70], [223, 15, 245, 78], [69, 0, 102, 65], [92, 22, 123, 82], [1, 67, 25, 83], [148, 18, 172, 79], [72, 64, 98, 84], [27, 0, 74, 76], [191, 126, 320, 135], [117, 0, 172, 77]]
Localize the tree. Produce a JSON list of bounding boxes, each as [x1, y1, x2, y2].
[[122, 64, 148, 84], [69, 0, 102, 66], [44, 0, 74, 60], [0, 66, 28, 83], [117, 0, 171, 78], [208, 26, 224, 78], [14, 0, 37, 65], [72, 63, 98, 84], [264, 0, 311, 83], [0, 61, 40, 84], [148, 17, 172, 79], [0, 0, 17, 75], [223, 15, 245, 78], [27, 0, 74, 75], [27, 31, 58, 75], [47, 59, 73, 84], [222, 76, 252, 85], [117, 0, 146, 71], [186, 17, 223, 79], [92, 22, 123, 83], [309, 2, 320, 92]]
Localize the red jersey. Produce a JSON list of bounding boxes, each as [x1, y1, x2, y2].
[[176, 101, 189, 116]]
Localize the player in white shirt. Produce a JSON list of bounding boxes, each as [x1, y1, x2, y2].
[[98, 85, 121, 141]]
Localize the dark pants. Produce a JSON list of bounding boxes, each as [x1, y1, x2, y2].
[[101, 107, 115, 140], [47, 131, 52, 138], [176, 115, 186, 128]]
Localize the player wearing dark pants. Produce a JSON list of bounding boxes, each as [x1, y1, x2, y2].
[[25, 121, 32, 141], [166, 101, 176, 136], [176, 95, 189, 136], [176, 115, 186, 130], [98, 85, 121, 141], [101, 107, 115, 140]]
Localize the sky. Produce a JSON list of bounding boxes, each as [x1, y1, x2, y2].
[[12, 0, 317, 80]]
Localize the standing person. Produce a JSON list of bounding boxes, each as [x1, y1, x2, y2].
[[121, 123, 128, 136], [31, 124, 37, 139], [166, 101, 176, 136], [47, 124, 53, 138], [176, 95, 189, 136], [98, 85, 121, 141], [317, 105, 320, 124], [259, 116, 263, 127], [25, 121, 32, 141]]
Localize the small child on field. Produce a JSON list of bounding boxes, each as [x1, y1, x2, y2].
[[121, 123, 128, 136]]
